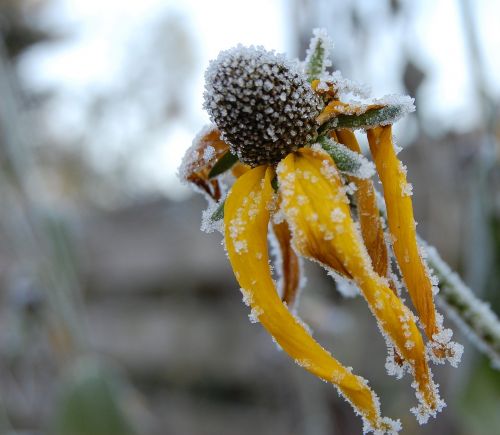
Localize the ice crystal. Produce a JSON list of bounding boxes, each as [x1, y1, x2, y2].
[[201, 200, 224, 234]]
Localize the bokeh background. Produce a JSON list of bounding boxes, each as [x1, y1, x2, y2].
[[0, 0, 499, 434]]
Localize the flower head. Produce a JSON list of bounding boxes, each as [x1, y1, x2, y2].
[[181, 29, 463, 434], [204, 45, 322, 166]]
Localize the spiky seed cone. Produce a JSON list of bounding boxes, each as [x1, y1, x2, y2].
[[204, 45, 323, 166]]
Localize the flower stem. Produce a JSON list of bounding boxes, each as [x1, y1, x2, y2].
[[423, 241, 500, 369]]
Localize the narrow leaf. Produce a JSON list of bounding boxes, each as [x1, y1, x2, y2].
[[208, 150, 239, 179], [318, 105, 404, 133], [210, 200, 225, 222], [317, 136, 375, 179], [304, 28, 332, 82]]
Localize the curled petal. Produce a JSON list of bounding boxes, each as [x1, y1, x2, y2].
[[224, 165, 398, 434], [367, 126, 438, 340], [179, 126, 229, 201], [277, 148, 442, 418]]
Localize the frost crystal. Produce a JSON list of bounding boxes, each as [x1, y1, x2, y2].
[[201, 200, 224, 234], [248, 306, 263, 323], [204, 45, 323, 166], [328, 270, 360, 297]]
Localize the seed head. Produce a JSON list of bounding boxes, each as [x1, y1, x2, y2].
[[204, 45, 323, 166]]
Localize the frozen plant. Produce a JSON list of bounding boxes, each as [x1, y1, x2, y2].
[[178, 29, 498, 434]]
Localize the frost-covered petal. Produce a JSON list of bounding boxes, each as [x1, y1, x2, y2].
[[178, 125, 229, 201], [224, 165, 398, 434], [336, 129, 407, 370], [335, 129, 389, 278], [272, 219, 301, 309], [277, 147, 442, 418], [367, 126, 438, 340]]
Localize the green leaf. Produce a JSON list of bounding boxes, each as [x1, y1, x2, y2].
[[318, 136, 375, 179], [210, 201, 225, 222], [318, 105, 404, 134], [271, 176, 279, 191], [208, 151, 239, 179], [305, 37, 326, 82]]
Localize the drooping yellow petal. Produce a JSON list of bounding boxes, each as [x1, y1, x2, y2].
[[277, 148, 442, 418], [225, 165, 398, 434], [272, 219, 301, 308], [336, 129, 390, 279], [336, 129, 405, 368], [367, 126, 438, 341], [333, 129, 410, 368]]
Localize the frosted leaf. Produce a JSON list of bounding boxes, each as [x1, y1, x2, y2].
[[208, 150, 239, 178], [201, 199, 225, 234], [372, 94, 416, 122], [421, 241, 500, 369], [318, 103, 414, 133], [317, 136, 375, 179], [304, 28, 334, 81]]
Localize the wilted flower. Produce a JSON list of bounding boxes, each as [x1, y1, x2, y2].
[[179, 29, 463, 434]]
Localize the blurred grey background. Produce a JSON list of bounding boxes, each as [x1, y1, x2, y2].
[[0, 0, 499, 434]]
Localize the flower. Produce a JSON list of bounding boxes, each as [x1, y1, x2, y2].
[[179, 29, 462, 434]]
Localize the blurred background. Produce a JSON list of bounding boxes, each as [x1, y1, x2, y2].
[[0, 0, 499, 434]]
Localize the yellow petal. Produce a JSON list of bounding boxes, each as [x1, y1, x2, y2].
[[336, 129, 390, 279], [231, 161, 251, 178], [224, 165, 397, 433], [367, 126, 438, 341], [277, 147, 442, 417], [336, 129, 406, 368], [272, 219, 301, 308]]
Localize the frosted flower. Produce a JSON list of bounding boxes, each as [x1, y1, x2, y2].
[[180, 29, 462, 434]]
